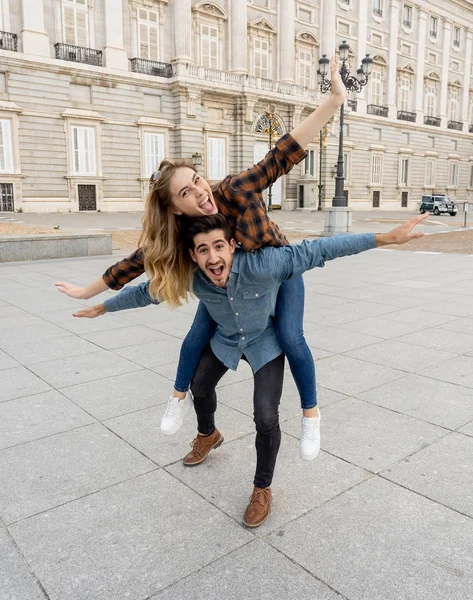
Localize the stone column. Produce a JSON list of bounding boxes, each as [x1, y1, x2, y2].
[[279, 0, 295, 82], [415, 9, 427, 124], [439, 20, 452, 127], [230, 0, 247, 73], [104, 0, 128, 70], [356, 0, 368, 114], [321, 1, 336, 57], [462, 30, 473, 127], [21, 0, 50, 56], [387, 0, 400, 119], [172, 0, 192, 63]]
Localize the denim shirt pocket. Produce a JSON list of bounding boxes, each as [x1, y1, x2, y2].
[[242, 287, 271, 317]]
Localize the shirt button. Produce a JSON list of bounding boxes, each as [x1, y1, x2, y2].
[[235, 312, 239, 316], [255, 293, 259, 297], [241, 336, 246, 340], [230, 297, 234, 301], [239, 328, 243, 332]]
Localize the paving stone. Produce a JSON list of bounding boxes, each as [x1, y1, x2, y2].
[[459, 421, 473, 437], [0, 527, 46, 600], [421, 297, 473, 318], [383, 307, 461, 326], [151, 539, 340, 600], [315, 354, 404, 395], [0, 349, 19, 371], [0, 305, 28, 319], [9, 470, 251, 600], [167, 432, 369, 533], [0, 423, 156, 523], [0, 335, 101, 365], [105, 402, 254, 466], [345, 339, 457, 373], [382, 432, 473, 517], [0, 321, 71, 345], [395, 327, 473, 355], [310, 397, 445, 472], [357, 373, 473, 429], [61, 370, 171, 420], [28, 350, 142, 388], [440, 316, 473, 336], [147, 314, 200, 339], [0, 390, 95, 449], [268, 477, 473, 600], [302, 324, 382, 353], [113, 337, 185, 368], [423, 355, 473, 388], [338, 314, 429, 339], [39, 308, 135, 335], [0, 367, 51, 403], [82, 325, 168, 349]]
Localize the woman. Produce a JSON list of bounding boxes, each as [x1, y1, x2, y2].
[[56, 57, 346, 461]]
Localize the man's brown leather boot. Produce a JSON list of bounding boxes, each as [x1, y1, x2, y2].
[[183, 428, 223, 466], [242, 486, 272, 528]]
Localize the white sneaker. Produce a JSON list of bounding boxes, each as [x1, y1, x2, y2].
[[160, 391, 193, 436], [299, 410, 321, 461]]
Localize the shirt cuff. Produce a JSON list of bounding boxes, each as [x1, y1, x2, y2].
[[275, 133, 307, 166]]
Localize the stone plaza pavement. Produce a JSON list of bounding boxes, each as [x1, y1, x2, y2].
[[1, 248, 473, 600]]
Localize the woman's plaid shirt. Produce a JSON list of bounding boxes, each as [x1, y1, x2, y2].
[[102, 133, 307, 290]]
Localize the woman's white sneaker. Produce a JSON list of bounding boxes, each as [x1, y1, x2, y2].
[[299, 411, 321, 461], [160, 391, 193, 436]]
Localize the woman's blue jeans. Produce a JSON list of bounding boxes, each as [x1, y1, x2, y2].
[[174, 275, 317, 409]]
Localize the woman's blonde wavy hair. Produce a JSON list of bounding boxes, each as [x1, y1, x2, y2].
[[139, 158, 197, 309]]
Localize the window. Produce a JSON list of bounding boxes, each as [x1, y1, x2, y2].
[[371, 154, 382, 184], [425, 159, 436, 186], [425, 83, 436, 116], [470, 164, 473, 188], [253, 38, 269, 78], [429, 16, 438, 38], [144, 132, 165, 178], [138, 8, 158, 61], [62, 0, 88, 47], [372, 0, 383, 17], [399, 76, 411, 111], [370, 67, 384, 105], [297, 50, 312, 87], [303, 149, 316, 176], [449, 89, 459, 121], [207, 136, 226, 180], [453, 27, 461, 48], [200, 24, 219, 69], [403, 4, 412, 28], [340, 0, 350, 4], [72, 126, 96, 175], [399, 157, 410, 185], [0, 119, 14, 173], [449, 162, 459, 187]]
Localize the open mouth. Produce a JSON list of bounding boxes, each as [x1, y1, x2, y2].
[[208, 265, 224, 278], [198, 194, 214, 214]]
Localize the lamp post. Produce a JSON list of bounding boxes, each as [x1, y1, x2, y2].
[[317, 42, 372, 207], [264, 112, 279, 212], [317, 125, 328, 211]]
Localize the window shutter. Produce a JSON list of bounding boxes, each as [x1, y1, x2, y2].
[[0, 120, 13, 173], [63, 5, 77, 45], [208, 137, 226, 180], [75, 7, 88, 47], [72, 126, 96, 175], [144, 133, 165, 177]]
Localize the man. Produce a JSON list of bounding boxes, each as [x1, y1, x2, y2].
[[73, 213, 427, 527]]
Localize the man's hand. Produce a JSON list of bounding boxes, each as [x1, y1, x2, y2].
[[376, 213, 429, 246], [73, 304, 107, 319], [329, 56, 347, 106], [56, 282, 88, 299]]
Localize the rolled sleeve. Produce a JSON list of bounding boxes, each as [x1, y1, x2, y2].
[[104, 281, 158, 313], [102, 249, 145, 290]]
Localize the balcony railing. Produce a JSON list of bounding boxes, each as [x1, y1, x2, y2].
[[403, 19, 412, 28], [130, 58, 173, 78], [469, 125, 473, 133], [397, 110, 416, 122], [54, 43, 102, 66], [0, 31, 18, 52], [447, 120, 463, 131], [373, 8, 383, 17], [424, 115, 441, 126], [429, 30, 438, 38], [367, 104, 389, 117], [347, 99, 357, 112]]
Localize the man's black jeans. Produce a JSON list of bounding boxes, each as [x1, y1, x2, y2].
[[190, 346, 285, 489]]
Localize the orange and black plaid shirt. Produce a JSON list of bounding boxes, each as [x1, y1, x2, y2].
[[102, 133, 307, 290]]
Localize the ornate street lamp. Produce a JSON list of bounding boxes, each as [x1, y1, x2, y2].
[[317, 41, 372, 207]]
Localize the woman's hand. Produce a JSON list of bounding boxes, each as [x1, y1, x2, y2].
[[55, 282, 88, 299], [329, 56, 347, 106]]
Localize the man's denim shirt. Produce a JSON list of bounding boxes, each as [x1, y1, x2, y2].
[[104, 233, 376, 373]]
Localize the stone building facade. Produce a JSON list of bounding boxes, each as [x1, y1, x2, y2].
[[0, 0, 472, 213]]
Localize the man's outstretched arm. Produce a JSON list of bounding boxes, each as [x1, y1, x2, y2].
[[261, 213, 429, 281], [73, 280, 157, 318]]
